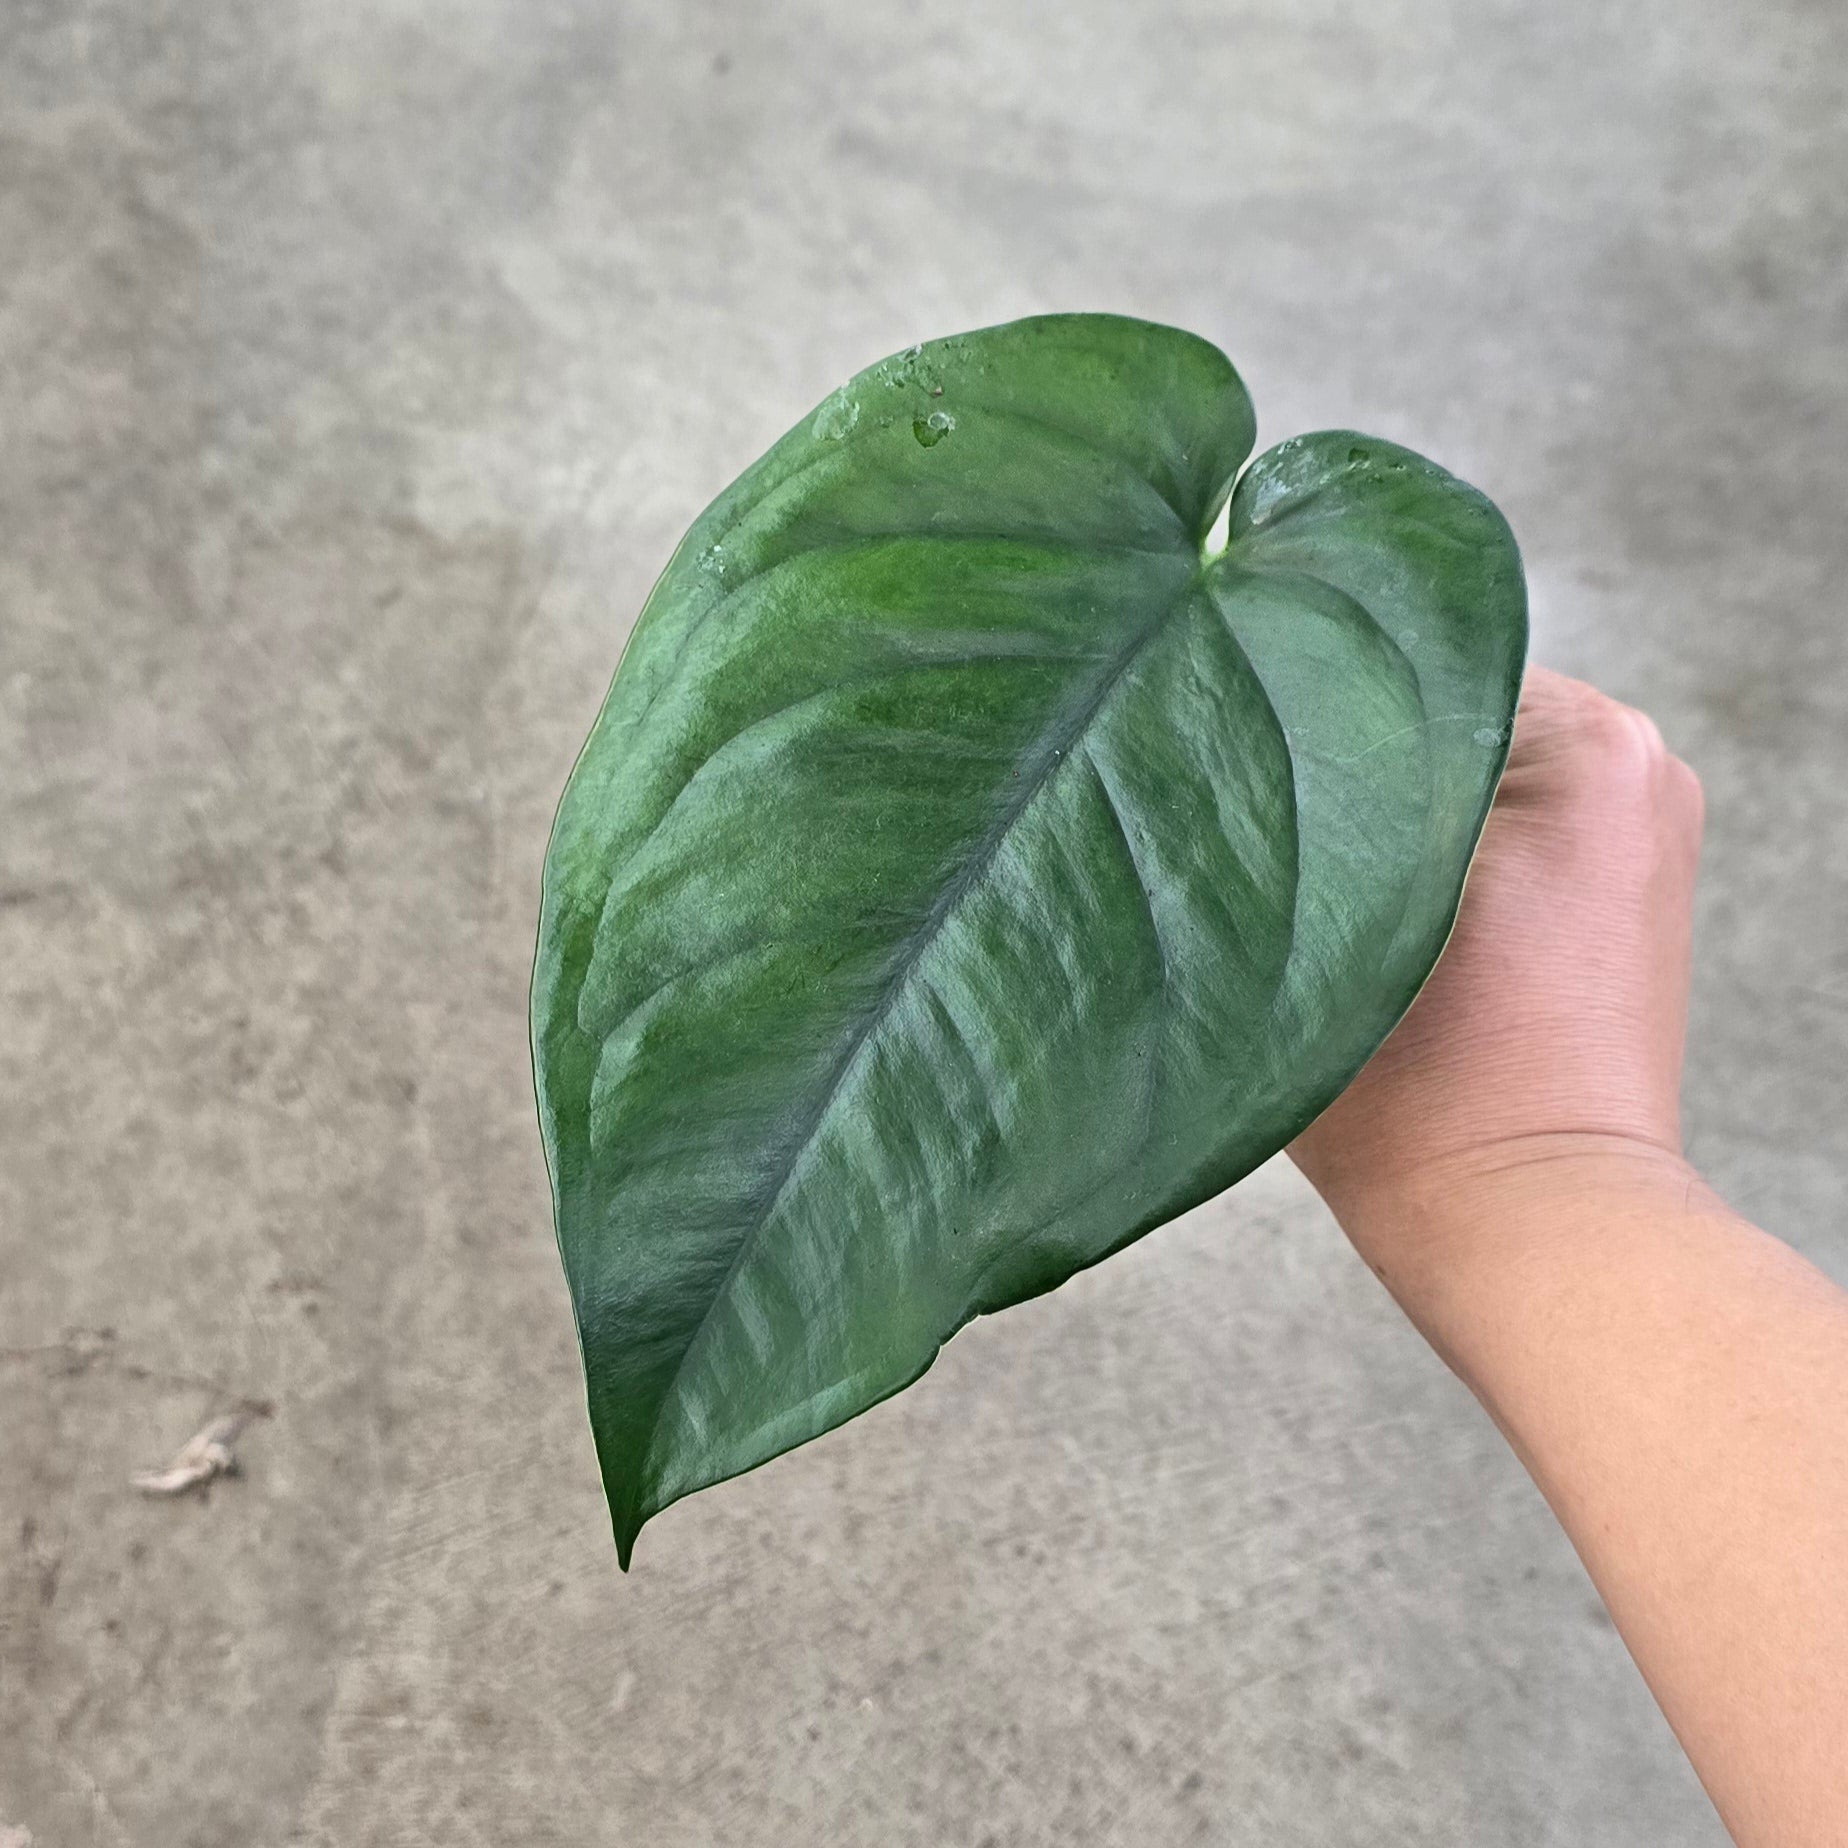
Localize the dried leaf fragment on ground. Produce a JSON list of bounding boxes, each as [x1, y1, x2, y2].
[[132, 1404, 269, 1496]]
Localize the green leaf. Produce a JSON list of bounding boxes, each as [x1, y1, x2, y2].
[[533, 314, 1527, 1566]]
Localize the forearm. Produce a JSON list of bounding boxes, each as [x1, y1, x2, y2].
[[1337, 1144, 1848, 1848]]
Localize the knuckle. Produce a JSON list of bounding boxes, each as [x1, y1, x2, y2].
[[1627, 707, 1667, 757], [1671, 755, 1706, 829], [1579, 694, 1662, 780]]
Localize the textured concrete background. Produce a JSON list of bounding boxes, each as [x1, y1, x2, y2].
[[3, 1, 1844, 1843]]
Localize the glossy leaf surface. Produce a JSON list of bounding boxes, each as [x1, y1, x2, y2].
[[533, 314, 1527, 1564]]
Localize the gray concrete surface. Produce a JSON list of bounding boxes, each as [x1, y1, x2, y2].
[[3, 0, 1844, 1842]]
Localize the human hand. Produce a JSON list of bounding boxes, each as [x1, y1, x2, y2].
[[1291, 665, 1707, 1256], [1292, 668, 1848, 1848]]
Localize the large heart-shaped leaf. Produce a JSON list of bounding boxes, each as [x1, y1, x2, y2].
[[533, 314, 1526, 1565]]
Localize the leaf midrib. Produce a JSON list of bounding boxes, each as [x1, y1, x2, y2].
[[633, 541, 1224, 1498]]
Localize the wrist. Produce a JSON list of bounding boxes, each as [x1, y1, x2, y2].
[[1326, 1134, 1718, 1359]]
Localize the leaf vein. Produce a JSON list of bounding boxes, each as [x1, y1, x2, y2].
[[636, 570, 1199, 1474]]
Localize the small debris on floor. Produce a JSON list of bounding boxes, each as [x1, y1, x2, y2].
[[132, 1403, 270, 1496], [1, 1822, 36, 1848]]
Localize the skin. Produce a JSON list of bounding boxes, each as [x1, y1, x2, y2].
[[1291, 666, 1848, 1848]]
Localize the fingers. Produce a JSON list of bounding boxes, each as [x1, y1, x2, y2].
[[1504, 665, 1701, 844], [1667, 754, 1706, 873]]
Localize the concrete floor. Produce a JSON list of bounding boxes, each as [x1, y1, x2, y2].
[[3, 1, 1844, 1842]]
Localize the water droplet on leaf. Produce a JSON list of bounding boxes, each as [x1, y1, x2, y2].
[[811, 390, 860, 440]]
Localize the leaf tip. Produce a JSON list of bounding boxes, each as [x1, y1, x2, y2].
[[613, 1515, 640, 1573]]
